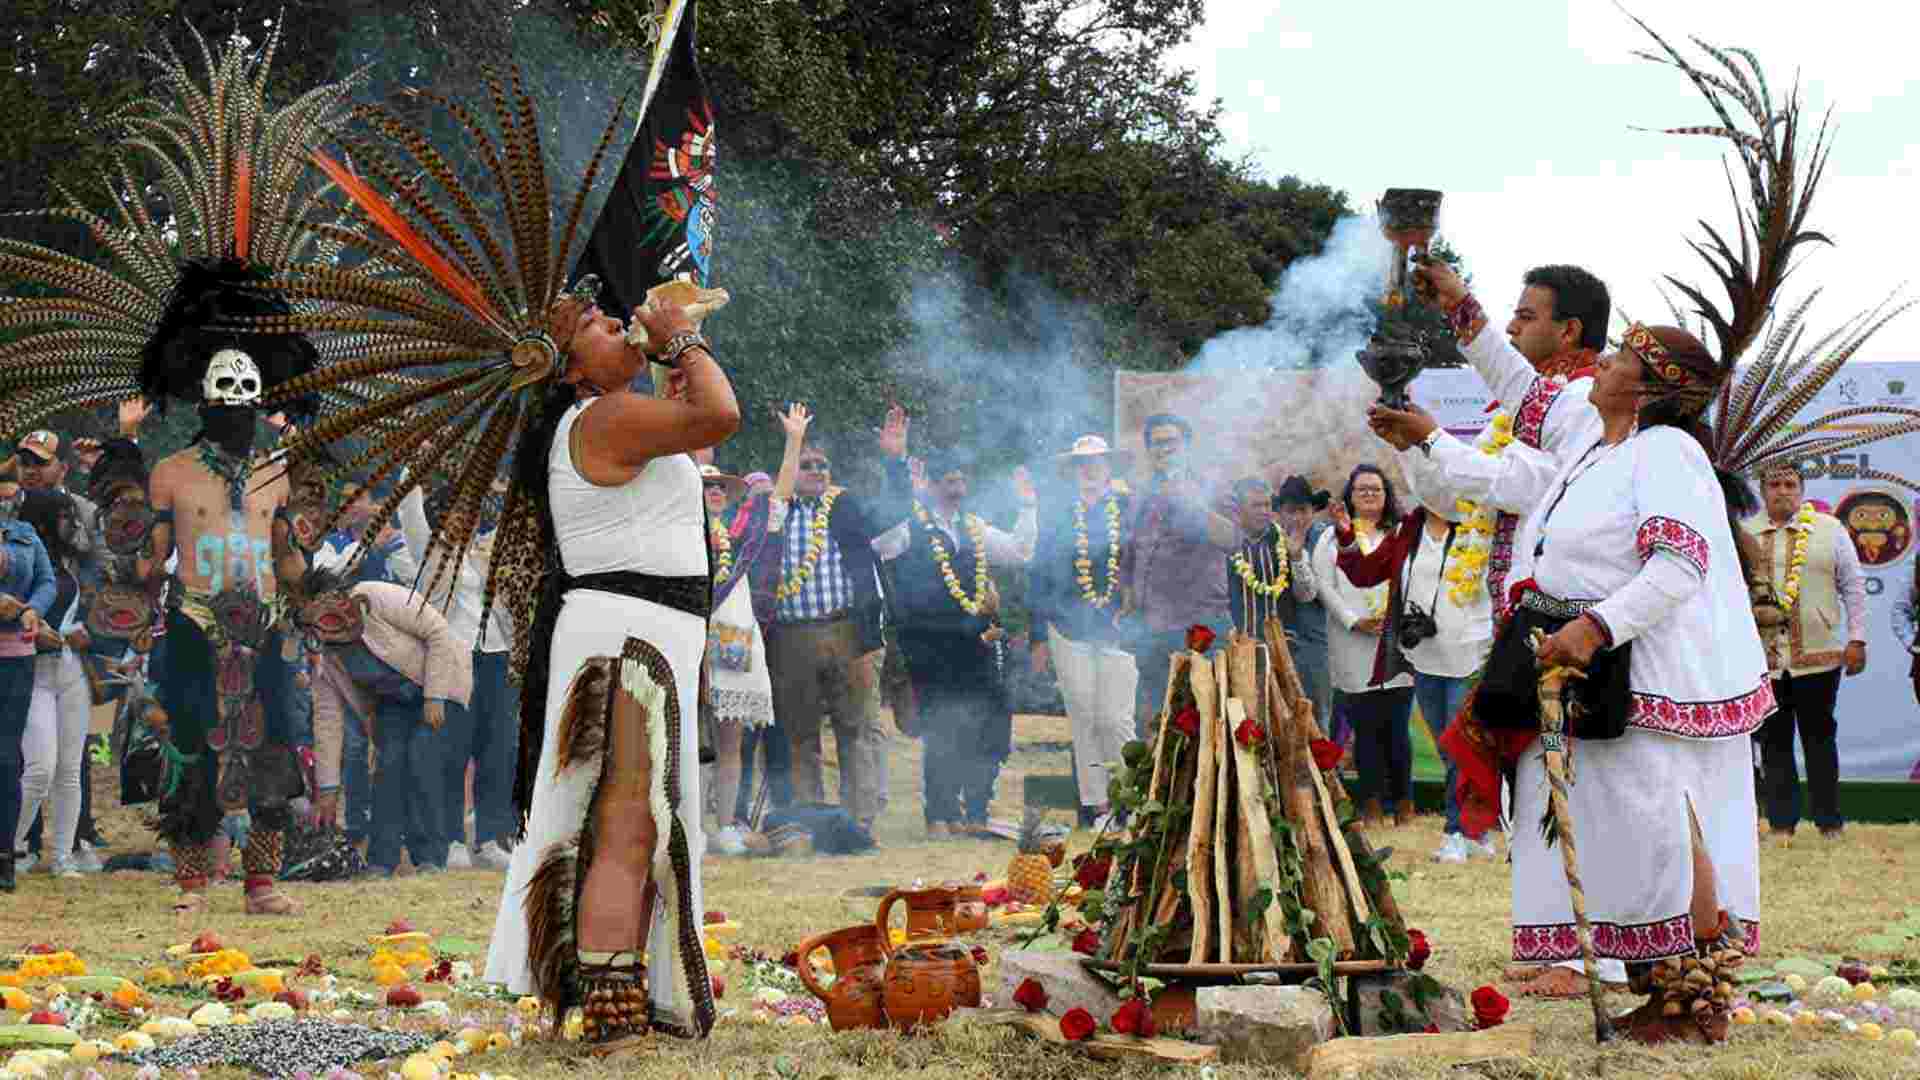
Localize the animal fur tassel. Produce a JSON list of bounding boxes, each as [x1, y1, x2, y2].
[[1531, 628, 1613, 1044], [554, 658, 615, 775], [524, 842, 581, 1031]]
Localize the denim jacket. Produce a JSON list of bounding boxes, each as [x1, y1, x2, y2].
[[0, 519, 56, 650]]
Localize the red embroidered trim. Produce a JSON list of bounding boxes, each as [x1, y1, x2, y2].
[[1449, 293, 1487, 345], [1635, 516, 1710, 577], [1488, 514, 1519, 623], [1513, 376, 1563, 449], [1512, 915, 1696, 964], [1626, 679, 1775, 739]]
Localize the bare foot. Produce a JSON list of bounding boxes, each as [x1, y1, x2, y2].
[[590, 1031, 655, 1059], [172, 890, 208, 917], [1518, 966, 1593, 998], [1502, 963, 1550, 983]]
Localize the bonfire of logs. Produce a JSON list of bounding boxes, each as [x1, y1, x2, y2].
[[1102, 621, 1405, 965]]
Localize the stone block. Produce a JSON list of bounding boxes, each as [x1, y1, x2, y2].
[[1194, 984, 1335, 1068], [997, 950, 1120, 1019], [1346, 970, 1468, 1034]]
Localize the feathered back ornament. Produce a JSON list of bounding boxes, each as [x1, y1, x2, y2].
[[0, 24, 358, 433], [1627, 17, 1914, 478], [251, 62, 645, 676]]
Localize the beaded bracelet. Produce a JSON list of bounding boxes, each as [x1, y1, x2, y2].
[[661, 330, 710, 368]]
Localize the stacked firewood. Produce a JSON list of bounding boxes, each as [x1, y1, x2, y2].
[[1101, 621, 1405, 964]]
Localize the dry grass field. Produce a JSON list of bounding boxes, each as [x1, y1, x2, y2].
[[5, 712, 1919, 1079]]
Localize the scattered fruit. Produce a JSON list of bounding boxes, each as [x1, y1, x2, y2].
[[190, 932, 223, 955], [1836, 962, 1872, 986], [386, 986, 424, 1008], [1859, 1022, 1884, 1040]]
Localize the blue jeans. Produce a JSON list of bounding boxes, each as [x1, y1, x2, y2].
[[1348, 686, 1415, 811], [0, 656, 34, 858], [342, 715, 373, 842], [1291, 637, 1332, 734], [449, 650, 520, 848], [735, 719, 793, 821], [1414, 672, 1474, 837], [367, 698, 448, 872]]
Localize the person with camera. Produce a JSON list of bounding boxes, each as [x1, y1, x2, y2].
[[1327, 486, 1495, 860], [1311, 465, 1415, 827]]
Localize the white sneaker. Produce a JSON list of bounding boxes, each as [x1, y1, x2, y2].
[[72, 844, 104, 873], [446, 842, 473, 870], [712, 826, 748, 856], [1090, 812, 1119, 837], [1468, 834, 1501, 860], [47, 855, 82, 880], [13, 852, 36, 875], [474, 841, 513, 871], [1431, 833, 1469, 864]]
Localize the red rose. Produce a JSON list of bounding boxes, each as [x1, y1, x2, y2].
[[1013, 978, 1049, 1013], [1309, 738, 1343, 772], [711, 974, 726, 999], [1073, 854, 1111, 890], [1186, 624, 1216, 653], [1172, 707, 1200, 739], [970, 945, 990, 968], [1060, 1007, 1097, 1041], [1071, 928, 1101, 955], [1405, 929, 1430, 971], [1470, 985, 1509, 1029], [1110, 997, 1156, 1038], [1234, 716, 1263, 748]]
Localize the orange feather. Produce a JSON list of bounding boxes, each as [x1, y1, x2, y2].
[[233, 150, 252, 258], [310, 150, 505, 333]]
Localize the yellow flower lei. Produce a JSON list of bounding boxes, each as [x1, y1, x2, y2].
[[709, 518, 733, 584], [774, 487, 840, 603], [1439, 412, 1513, 606], [1780, 502, 1817, 612], [1231, 531, 1289, 597], [915, 500, 991, 615], [1074, 495, 1123, 608]]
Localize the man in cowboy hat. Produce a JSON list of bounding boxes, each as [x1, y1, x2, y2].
[[1271, 475, 1334, 729], [1031, 435, 1136, 829], [873, 433, 1037, 837]]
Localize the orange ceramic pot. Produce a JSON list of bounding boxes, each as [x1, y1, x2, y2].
[[793, 924, 890, 1031], [875, 885, 959, 941], [951, 884, 989, 934], [881, 940, 981, 1031]]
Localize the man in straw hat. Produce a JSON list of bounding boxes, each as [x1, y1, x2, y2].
[[1031, 435, 1136, 829]]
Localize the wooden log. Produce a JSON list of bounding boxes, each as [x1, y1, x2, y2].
[[1306, 1024, 1536, 1080], [1265, 615, 1314, 728], [1267, 665, 1357, 958], [1186, 657, 1222, 963], [1082, 959, 1393, 978], [1211, 654, 1235, 960], [1227, 697, 1294, 962], [1305, 715, 1372, 931], [952, 1009, 1220, 1064]]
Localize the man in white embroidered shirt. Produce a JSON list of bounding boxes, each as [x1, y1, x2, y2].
[[1743, 463, 1867, 841]]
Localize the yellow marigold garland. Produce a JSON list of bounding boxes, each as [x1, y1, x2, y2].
[[1780, 501, 1817, 612], [1074, 495, 1123, 608], [1231, 531, 1289, 597], [710, 518, 734, 584], [915, 500, 991, 615], [774, 487, 840, 603], [1438, 411, 1514, 606]]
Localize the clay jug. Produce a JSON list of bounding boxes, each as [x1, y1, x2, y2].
[[880, 939, 981, 1031], [874, 885, 959, 942], [793, 924, 890, 1031], [951, 883, 989, 934]]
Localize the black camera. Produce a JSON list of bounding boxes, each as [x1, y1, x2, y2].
[[1397, 602, 1439, 649]]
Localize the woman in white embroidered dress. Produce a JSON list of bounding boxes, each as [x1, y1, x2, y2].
[[485, 293, 739, 1054], [1506, 321, 1769, 1044]]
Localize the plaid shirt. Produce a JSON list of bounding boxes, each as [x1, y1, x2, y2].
[[776, 496, 854, 621]]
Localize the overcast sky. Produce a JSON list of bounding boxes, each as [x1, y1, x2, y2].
[[1173, 0, 1919, 357]]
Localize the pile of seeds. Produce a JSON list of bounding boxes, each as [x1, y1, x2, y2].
[[119, 1018, 434, 1076]]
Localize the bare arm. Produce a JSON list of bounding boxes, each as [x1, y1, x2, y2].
[[771, 402, 810, 501], [140, 460, 176, 589], [574, 347, 741, 483]]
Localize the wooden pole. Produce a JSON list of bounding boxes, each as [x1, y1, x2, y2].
[[1530, 629, 1614, 1045], [1187, 655, 1222, 963]]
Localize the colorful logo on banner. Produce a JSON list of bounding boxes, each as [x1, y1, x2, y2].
[[1835, 488, 1914, 567]]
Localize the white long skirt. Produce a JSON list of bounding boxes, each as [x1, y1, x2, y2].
[[484, 590, 709, 1033], [1509, 729, 1760, 965]]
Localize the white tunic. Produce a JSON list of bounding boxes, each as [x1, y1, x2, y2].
[[486, 401, 711, 1034]]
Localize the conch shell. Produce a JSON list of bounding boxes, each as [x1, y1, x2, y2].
[[624, 276, 731, 351]]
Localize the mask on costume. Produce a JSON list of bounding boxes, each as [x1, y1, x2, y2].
[[203, 348, 264, 406], [297, 590, 365, 652]]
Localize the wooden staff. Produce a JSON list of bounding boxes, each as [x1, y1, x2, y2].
[[1529, 629, 1614, 1044]]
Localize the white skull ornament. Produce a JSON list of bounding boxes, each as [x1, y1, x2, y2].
[[203, 349, 263, 407]]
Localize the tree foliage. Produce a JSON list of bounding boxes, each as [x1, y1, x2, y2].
[[3, 0, 1349, 478]]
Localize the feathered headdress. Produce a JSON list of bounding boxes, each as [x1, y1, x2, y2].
[[249, 2, 714, 681], [1624, 18, 1915, 483], [0, 24, 359, 432]]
